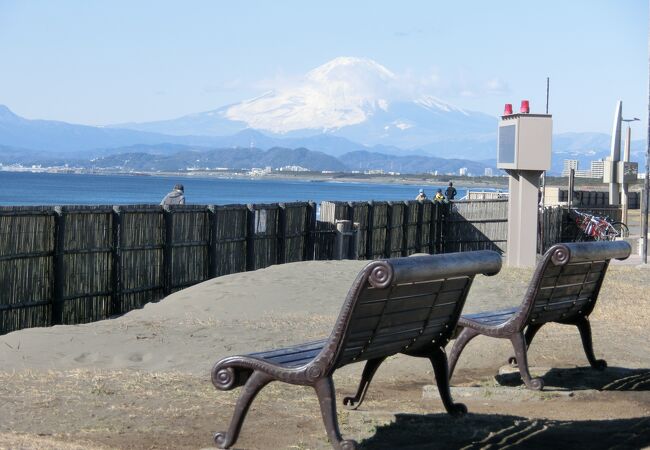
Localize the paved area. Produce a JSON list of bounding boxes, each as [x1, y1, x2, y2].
[[611, 252, 650, 268]]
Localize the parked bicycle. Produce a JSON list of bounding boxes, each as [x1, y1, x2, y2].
[[571, 210, 629, 241]]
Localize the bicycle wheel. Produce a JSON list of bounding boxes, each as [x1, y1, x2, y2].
[[610, 221, 629, 238]]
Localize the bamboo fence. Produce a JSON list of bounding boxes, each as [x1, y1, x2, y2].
[[2, 198, 591, 335]]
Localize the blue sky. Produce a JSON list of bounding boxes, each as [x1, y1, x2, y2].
[[0, 0, 647, 134]]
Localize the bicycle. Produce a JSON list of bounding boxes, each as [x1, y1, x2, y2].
[[571, 210, 628, 241]]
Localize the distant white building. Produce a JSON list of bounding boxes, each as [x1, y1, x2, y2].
[[484, 168, 493, 176], [279, 165, 309, 172], [248, 166, 272, 176], [590, 159, 605, 179], [562, 159, 579, 177], [459, 167, 468, 176]]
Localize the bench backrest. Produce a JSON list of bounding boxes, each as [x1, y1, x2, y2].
[[514, 241, 631, 327], [315, 251, 502, 372]]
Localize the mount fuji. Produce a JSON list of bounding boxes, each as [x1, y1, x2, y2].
[[114, 57, 499, 159], [1, 57, 640, 174]]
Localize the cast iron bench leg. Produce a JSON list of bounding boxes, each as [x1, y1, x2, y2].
[[575, 316, 607, 370], [214, 371, 272, 449], [448, 326, 480, 379], [343, 357, 386, 410], [430, 347, 467, 416], [510, 332, 544, 390], [508, 323, 543, 367], [314, 377, 357, 450]]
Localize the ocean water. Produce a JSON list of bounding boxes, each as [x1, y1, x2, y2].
[[0, 171, 470, 206]]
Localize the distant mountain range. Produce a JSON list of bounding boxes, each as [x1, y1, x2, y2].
[[0, 57, 645, 175], [25, 144, 487, 175]]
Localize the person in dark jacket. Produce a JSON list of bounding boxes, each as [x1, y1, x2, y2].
[[445, 181, 457, 200], [161, 184, 185, 205]]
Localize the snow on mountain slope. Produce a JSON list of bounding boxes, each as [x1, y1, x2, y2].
[[225, 57, 398, 132]]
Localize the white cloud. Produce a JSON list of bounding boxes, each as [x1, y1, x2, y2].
[[485, 78, 510, 95]]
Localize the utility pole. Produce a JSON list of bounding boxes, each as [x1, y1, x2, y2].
[[621, 118, 640, 228], [644, 0, 650, 264], [609, 102, 623, 205]]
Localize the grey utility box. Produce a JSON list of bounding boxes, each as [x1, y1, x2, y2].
[[497, 114, 552, 171]]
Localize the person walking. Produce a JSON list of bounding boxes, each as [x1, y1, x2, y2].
[[161, 183, 185, 205], [445, 181, 457, 201], [415, 189, 427, 201]]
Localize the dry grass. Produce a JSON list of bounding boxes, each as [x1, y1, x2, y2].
[[0, 263, 648, 449], [592, 266, 650, 329], [0, 433, 114, 450]]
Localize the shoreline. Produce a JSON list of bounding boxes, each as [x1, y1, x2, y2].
[[1, 167, 510, 190], [3, 167, 645, 193]]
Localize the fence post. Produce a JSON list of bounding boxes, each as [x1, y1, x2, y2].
[[207, 206, 218, 278], [416, 201, 423, 252], [428, 201, 436, 254], [433, 202, 443, 254], [441, 202, 450, 253], [246, 204, 255, 271], [384, 202, 393, 258], [304, 202, 316, 261], [335, 220, 352, 259], [366, 201, 374, 259], [111, 206, 122, 316], [401, 201, 409, 256], [52, 206, 65, 325], [277, 203, 287, 265], [162, 205, 173, 296]]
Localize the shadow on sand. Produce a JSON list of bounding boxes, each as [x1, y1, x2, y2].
[[494, 366, 650, 391], [359, 413, 650, 450]]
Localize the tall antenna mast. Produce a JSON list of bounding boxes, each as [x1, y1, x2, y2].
[[546, 77, 550, 114]]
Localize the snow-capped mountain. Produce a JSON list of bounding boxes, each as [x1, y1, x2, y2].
[[114, 57, 498, 158], [226, 57, 399, 133], [2, 57, 642, 173]]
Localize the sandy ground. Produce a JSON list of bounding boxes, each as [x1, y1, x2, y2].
[[1, 258, 649, 449]]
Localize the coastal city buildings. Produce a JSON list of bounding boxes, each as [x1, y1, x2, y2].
[[561, 158, 611, 179], [590, 159, 606, 179], [562, 159, 579, 176]]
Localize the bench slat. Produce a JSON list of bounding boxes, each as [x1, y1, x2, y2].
[[249, 340, 326, 359], [463, 308, 517, 320]]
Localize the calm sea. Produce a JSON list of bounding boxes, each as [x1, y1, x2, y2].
[[0, 171, 469, 206]]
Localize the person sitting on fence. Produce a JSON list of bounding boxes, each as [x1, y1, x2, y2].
[[161, 184, 185, 205], [434, 188, 446, 202], [445, 181, 457, 201], [415, 189, 427, 201]]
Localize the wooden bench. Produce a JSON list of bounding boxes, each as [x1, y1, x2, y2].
[[448, 241, 631, 391], [210, 251, 502, 450]]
